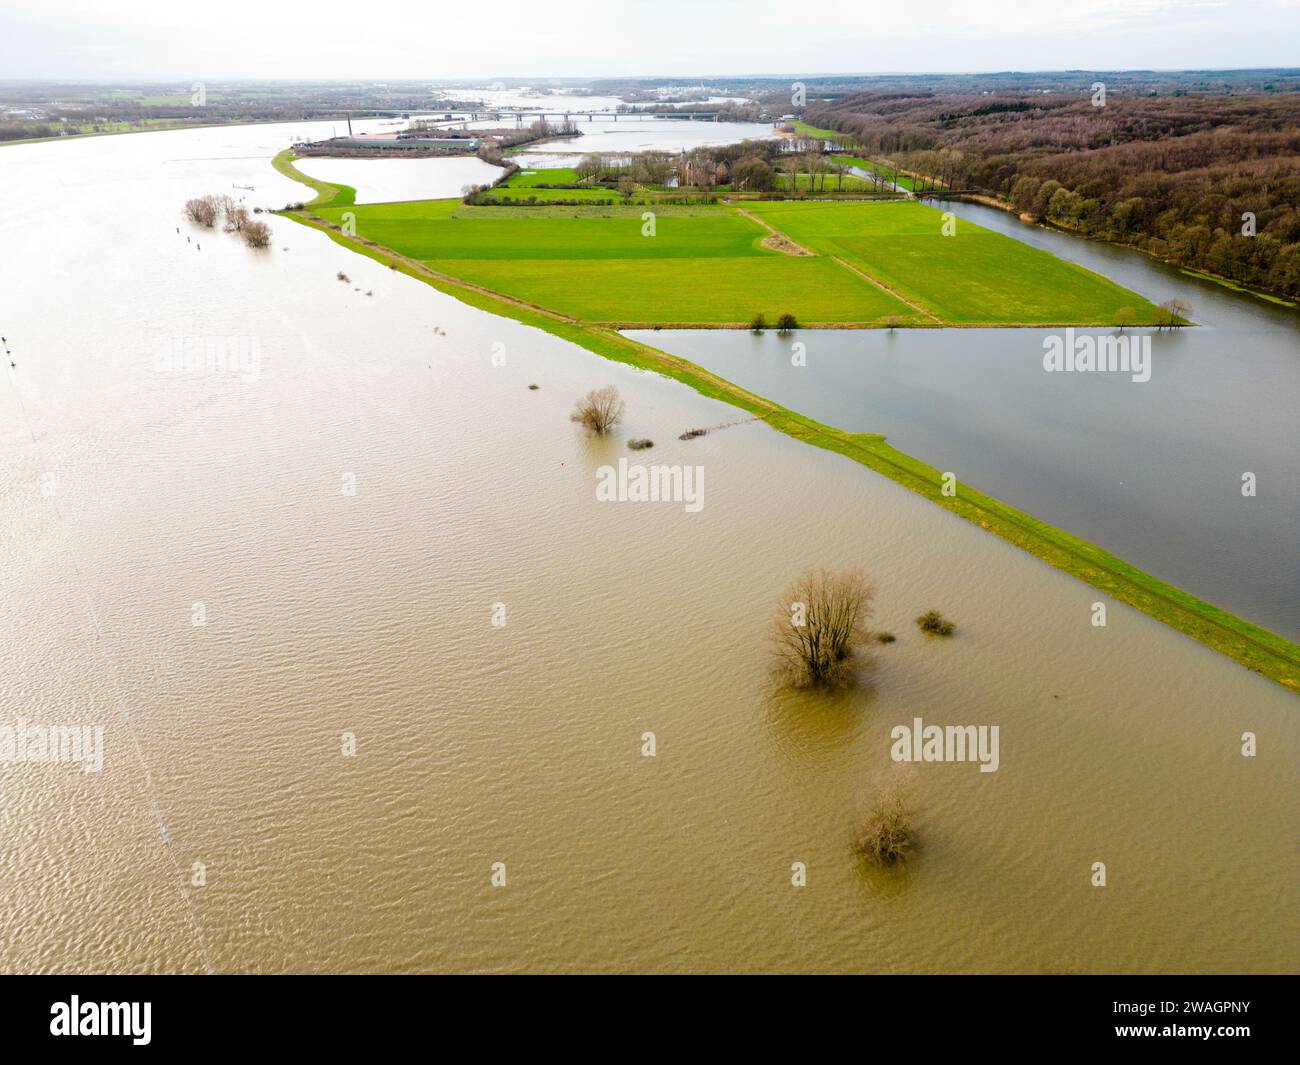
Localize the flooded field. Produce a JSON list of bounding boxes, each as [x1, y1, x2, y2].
[[630, 316, 1300, 641]]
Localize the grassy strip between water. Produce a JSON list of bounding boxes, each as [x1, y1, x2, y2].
[[271, 149, 356, 209], [273, 165, 1300, 692]]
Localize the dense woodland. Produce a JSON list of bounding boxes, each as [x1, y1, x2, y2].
[[806, 89, 1300, 298]]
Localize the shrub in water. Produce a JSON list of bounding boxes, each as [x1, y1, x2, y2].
[[854, 780, 914, 866], [915, 610, 955, 636]]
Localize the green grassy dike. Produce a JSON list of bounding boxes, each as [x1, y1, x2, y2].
[[270, 152, 1300, 692], [271, 149, 356, 209]]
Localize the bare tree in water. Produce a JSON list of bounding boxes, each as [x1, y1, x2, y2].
[[570, 385, 625, 434], [770, 566, 876, 688]]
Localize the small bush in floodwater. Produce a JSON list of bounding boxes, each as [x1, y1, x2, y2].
[[916, 610, 955, 636], [241, 220, 272, 248], [776, 312, 798, 333], [855, 778, 914, 866], [876, 632, 896, 644], [750, 312, 767, 333], [527, 383, 539, 390], [336, 271, 350, 283], [628, 438, 654, 450]]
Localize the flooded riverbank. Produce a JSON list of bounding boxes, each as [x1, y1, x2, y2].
[[630, 322, 1299, 641], [1, 123, 1295, 973]]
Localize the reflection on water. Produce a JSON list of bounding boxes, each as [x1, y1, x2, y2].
[[294, 155, 504, 204], [763, 684, 872, 759], [629, 321, 1300, 639], [0, 122, 1294, 974]]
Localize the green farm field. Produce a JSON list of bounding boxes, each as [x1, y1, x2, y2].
[[483, 167, 622, 201], [483, 186, 623, 202], [314, 191, 1160, 327], [746, 201, 1162, 324], [432, 256, 921, 324], [502, 166, 581, 186], [317, 200, 771, 259], [316, 197, 920, 323]]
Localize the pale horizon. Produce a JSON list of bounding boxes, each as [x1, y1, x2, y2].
[[3, 0, 1298, 80]]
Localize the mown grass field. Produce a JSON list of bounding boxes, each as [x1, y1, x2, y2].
[[502, 166, 580, 186], [313, 189, 1160, 327], [746, 200, 1161, 324], [315, 197, 920, 324], [790, 119, 844, 141], [433, 256, 919, 324], [485, 167, 622, 201], [483, 186, 623, 202], [317, 200, 770, 259]]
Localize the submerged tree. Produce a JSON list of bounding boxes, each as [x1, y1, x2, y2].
[[184, 195, 220, 228], [242, 220, 272, 248], [1154, 298, 1192, 329], [570, 385, 625, 434], [770, 567, 876, 688]]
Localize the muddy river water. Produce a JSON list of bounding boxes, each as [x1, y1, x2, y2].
[[0, 123, 1294, 972]]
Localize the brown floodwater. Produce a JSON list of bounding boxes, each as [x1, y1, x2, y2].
[[0, 122, 1295, 973]]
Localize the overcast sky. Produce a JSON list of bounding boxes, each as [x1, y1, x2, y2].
[[1, 0, 1296, 80]]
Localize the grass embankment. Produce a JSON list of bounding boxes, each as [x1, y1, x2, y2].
[[271, 149, 356, 209], [273, 163, 1299, 691]]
